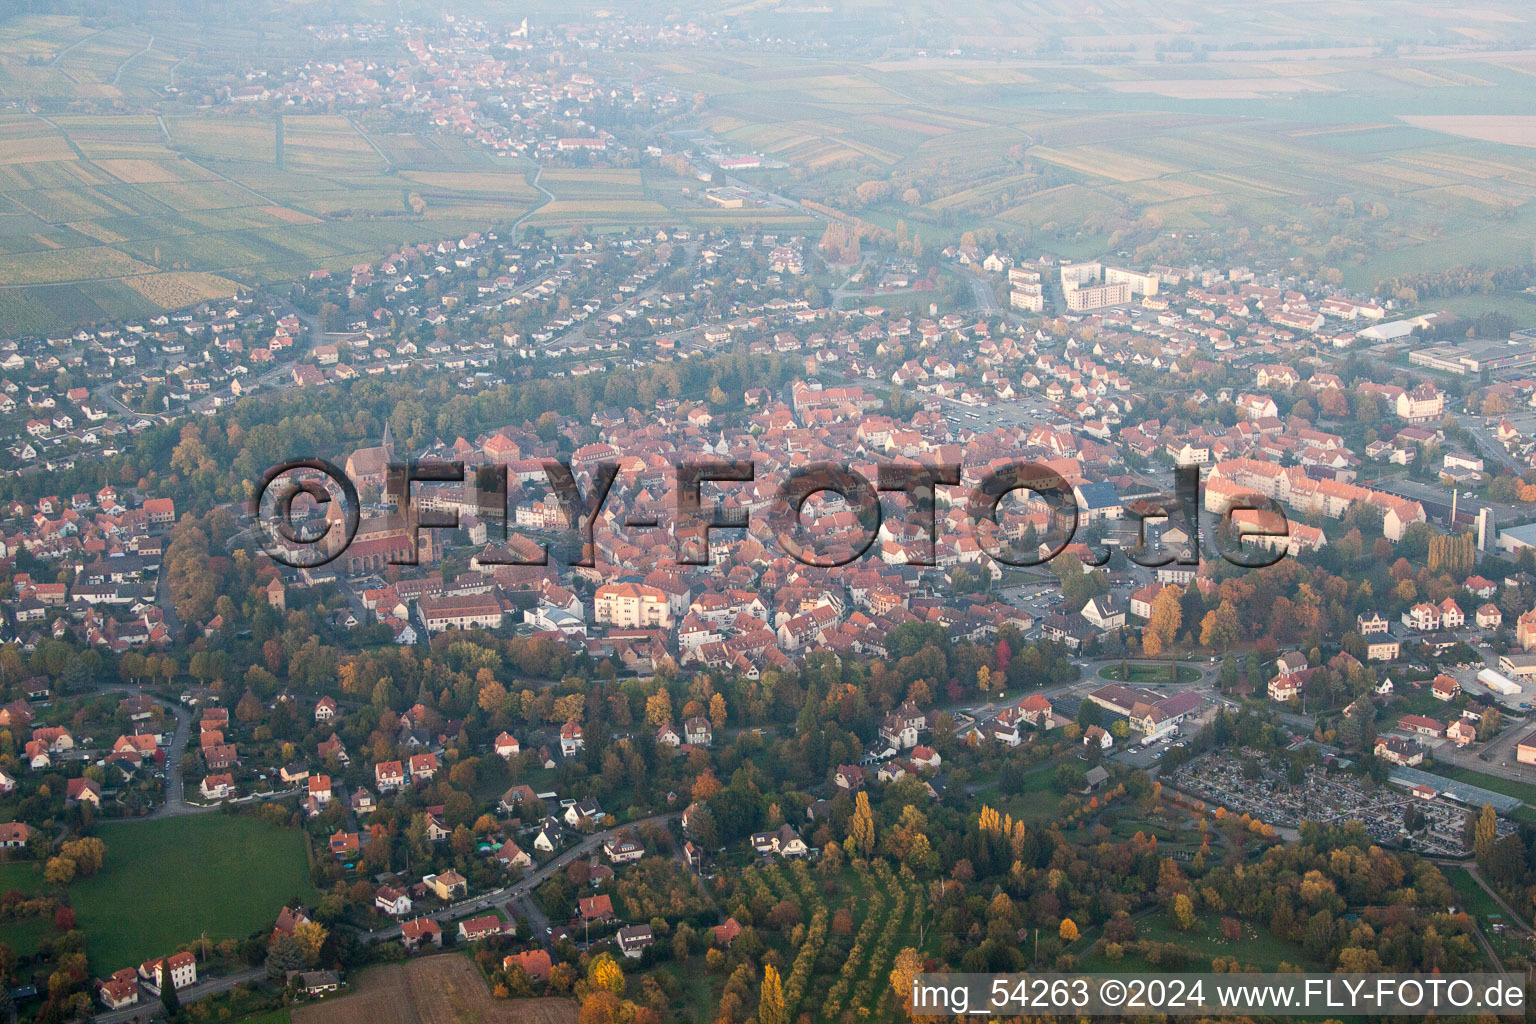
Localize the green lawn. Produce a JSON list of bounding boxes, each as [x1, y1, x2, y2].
[[7, 914, 55, 956], [1443, 867, 1500, 922], [0, 860, 46, 894], [1079, 911, 1310, 973], [973, 764, 1068, 825], [72, 814, 319, 972], [1098, 663, 1201, 685]]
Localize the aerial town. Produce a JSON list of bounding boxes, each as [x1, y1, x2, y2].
[[6, 2, 1536, 1024]]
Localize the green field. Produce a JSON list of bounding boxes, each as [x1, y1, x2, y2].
[[1098, 662, 1202, 684], [1443, 867, 1501, 922], [72, 814, 319, 972], [1080, 910, 1311, 972], [0, 859, 45, 893]]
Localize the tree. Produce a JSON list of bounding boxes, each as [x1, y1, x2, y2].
[[587, 953, 624, 995], [848, 791, 876, 856], [265, 935, 305, 979], [889, 948, 923, 1016], [1473, 803, 1498, 865], [709, 692, 728, 731], [1170, 893, 1196, 931], [43, 856, 75, 886], [578, 990, 624, 1024], [1200, 601, 1242, 651], [756, 965, 785, 1024], [59, 838, 105, 876], [293, 921, 329, 964], [1059, 918, 1079, 942], [160, 964, 181, 1021], [236, 689, 263, 724], [1144, 589, 1183, 656], [645, 690, 672, 727]]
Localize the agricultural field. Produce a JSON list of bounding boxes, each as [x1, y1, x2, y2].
[[638, 47, 1536, 289], [70, 814, 320, 973], [292, 956, 577, 1024], [0, 101, 540, 334]]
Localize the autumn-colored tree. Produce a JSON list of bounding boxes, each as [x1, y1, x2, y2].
[[44, 856, 75, 886], [578, 990, 624, 1024], [692, 770, 721, 801], [709, 692, 728, 731], [1474, 803, 1498, 865], [588, 953, 624, 995], [1059, 918, 1079, 942], [236, 689, 263, 724], [1200, 600, 1242, 650], [478, 680, 507, 714], [849, 791, 876, 856], [293, 921, 328, 964], [757, 965, 785, 1024], [58, 838, 105, 876], [1170, 893, 1196, 932], [645, 690, 672, 727], [889, 948, 923, 1016], [1144, 588, 1183, 656]]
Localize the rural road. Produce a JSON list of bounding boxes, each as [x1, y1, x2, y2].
[[49, 27, 104, 66], [361, 811, 681, 941], [112, 35, 154, 87], [345, 114, 393, 173], [510, 164, 556, 240]]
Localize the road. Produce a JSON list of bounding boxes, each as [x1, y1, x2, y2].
[[345, 114, 393, 173], [510, 164, 555, 240], [94, 966, 266, 1024], [360, 811, 681, 941], [93, 687, 199, 818], [154, 553, 184, 639], [1464, 418, 1522, 473], [49, 27, 105, 66], [969, 275, 1000, 313], [112, 35, 154, 88]]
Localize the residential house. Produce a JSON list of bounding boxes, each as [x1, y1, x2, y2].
[[617, 924, 655, 959], [423, 870, 468, 901], [400, 918, 443, 951], [375, 886, 412, 916], [458, 916, 503, 943], [503, 949, 553, 983]]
